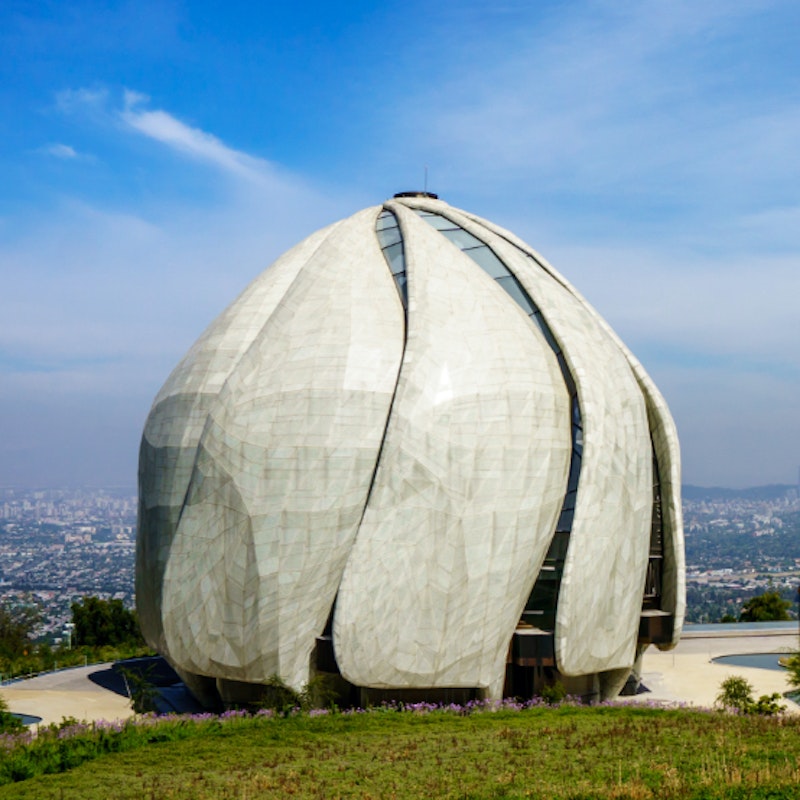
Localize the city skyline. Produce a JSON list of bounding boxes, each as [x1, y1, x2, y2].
[[1, 1, 799, 489]]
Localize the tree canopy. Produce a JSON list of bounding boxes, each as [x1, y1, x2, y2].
[[738, 590, 791, 622], [0, 605, 39, 661], [70, 597, 144, 648]]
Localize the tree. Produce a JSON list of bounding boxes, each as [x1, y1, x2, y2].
[[739, 590, 791, 622], [118, 665, 159, 714], [716, 675, 784, 716], [786, 653, 800, 690], [0, 693, 23, 734], [0, 605, 39, 661], [70, 597, 144, 648]]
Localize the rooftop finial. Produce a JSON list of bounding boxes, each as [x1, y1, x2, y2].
[[393, 191, 439, 199]]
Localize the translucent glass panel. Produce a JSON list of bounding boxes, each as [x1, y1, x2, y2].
[[416, 210, 584, 632], [643, 450, 664, 610], [376, 211, 407, 307]]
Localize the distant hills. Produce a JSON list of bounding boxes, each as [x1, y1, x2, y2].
[[682, 484, 797, 501]]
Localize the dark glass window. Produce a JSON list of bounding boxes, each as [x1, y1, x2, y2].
[[496, 275, 536, 315], [375, 211, 407, 309], [440, 228, 484, 249], [414, 208, 586, 634], [424, 214, 459, 230], [377, 226, 402, 249], [467, 247, 511, 279], [384, 242, 405, 275]]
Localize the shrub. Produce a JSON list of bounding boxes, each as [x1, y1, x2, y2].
[[256, 674, 302, 714], [750, 693, 785, 715], [540, 681, 567, 705], [0, 693, 23, 734], [117, 666, 159, 714], [716, 675, 785, 715], [716, 675, 754, 712], [785, 652, 800, 690], [256, 673, 337, 714]]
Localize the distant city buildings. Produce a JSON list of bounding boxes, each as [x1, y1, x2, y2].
[[0, 488, 136, 640], [0, 485, 796, 640], [683, 490, 800, 622]]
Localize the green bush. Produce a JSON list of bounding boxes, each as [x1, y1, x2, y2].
[[785, 652, 800, 690], [738, 590, 791, 622], [540, 681, 567, 705], [750, 692, 786, 715], [255, 673, 337, 714], [716, 675, 754, 712], [716, 675, 785, 715], [0, 692, 23, 734]]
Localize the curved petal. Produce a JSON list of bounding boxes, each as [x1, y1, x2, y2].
[[334, 204, 571, 693], [136, 221, 342, 654], [454, 224, 652, 676], [161, 208, 406, 689], [454, 210, 684, 647]]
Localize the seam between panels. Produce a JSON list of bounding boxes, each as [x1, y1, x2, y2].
[[446, 207, 664, 649], [458, 210, 676, 630], [351, 205, 410, 536], [496, 215, 671, 628], [329, 205, 411, 651], [397, 198, 582, 644], [173, 225, 345, 540]]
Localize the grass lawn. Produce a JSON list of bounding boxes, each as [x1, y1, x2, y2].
[[0, 705, 798, 799]]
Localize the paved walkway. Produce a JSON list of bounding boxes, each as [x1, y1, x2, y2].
[[1, 664, 135, 726], [2, 630, 798, 725], [632, 628, 799, 712]]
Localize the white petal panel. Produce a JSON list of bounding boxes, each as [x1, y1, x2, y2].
[[136, 221, 342, 653], [452, 210, 684, 646], [160, 208, 405, 690], [334, 204, 571, 694], [587, 344, 684, 648], [471, 235, 652, 676]]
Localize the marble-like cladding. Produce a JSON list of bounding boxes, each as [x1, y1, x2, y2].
[[137, 196, 684, 700], [334, 205, 570, 696]]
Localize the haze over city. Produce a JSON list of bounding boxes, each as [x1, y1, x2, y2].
[[1, 0, 798, 489]]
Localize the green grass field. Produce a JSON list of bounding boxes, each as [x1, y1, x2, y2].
[[1, 704, 799, 799]]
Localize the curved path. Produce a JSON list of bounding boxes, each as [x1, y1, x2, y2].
[[1, 664, 134, 726], [2, 629, 798, 724], [634, 627, 799, 712]]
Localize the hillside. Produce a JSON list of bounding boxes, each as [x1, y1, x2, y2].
[[683, 484, 797, 501], [0, 704, 798, 799]]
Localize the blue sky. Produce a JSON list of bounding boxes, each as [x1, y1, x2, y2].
[[1, 0, 798, 488]]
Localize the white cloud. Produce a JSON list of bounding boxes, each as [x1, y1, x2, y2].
[[388, 0, 799, 206], [55, 87, 109, 114], [539, 241, 800, 370], [41, 143, 78, 159], [119, 91, 271, 183]]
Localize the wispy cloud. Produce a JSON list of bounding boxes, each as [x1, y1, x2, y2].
[[54, 86, 298, 188], [3, 89, 366, 486], [390, 0, 799, 210], [118, 90, 270, 182], [40, 143, 80, 159], [55, 87, 109, 114]]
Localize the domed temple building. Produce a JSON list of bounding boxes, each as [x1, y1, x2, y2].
[[136, 193, 685, 708]]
